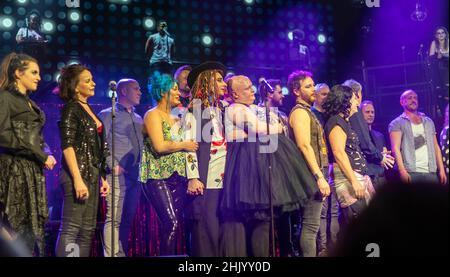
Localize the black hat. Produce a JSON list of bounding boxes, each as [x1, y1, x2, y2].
[[187, 61, 227, 89]]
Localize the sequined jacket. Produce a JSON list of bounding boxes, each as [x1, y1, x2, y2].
[[0, 89, 52, 164], [59, 100, 109, 186]]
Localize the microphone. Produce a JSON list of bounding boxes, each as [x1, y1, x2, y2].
[[109, 80, 117, 116], [260, 78, 274, 93], [162, 27, 171, 37], [109, 80, 117, 92]]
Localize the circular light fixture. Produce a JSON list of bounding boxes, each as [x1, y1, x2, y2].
[[42, 20, 55, 33], [143, 17, 154, 29], [201, 34, 213, 47], [287, 31, 293, 41], [68, 10, 81, 23], [317, 33, 326, 44], [0, 17, 14, 29]]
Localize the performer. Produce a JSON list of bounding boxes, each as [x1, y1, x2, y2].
[[360, 100, 390, 190], [145, 21, 175, 75], [174, 65, 192, 108], [429, 26, 449, 59], [139, 72, 197, 256], [311, 83, 340, 257], [258, 78, 295, 256], [429, 26, 449, 114], [323, 85, 375, 226], [55, 64, 110, 257], [183, 61, 228, 257], [0, 52, 57, 256], [288, 29, 311, 70], [288, 71, 330, 257], [99, 79, 143, 257], [344, 79, 395, 185], [221, 75, 318, 257], [15, 11, 48, 59], [389, 90, 447, 185]]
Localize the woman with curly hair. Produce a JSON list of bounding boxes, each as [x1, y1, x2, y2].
[[323, 85, 375, 225], [55, 64, 110, 257], [139, 71, 198, 256], [0, 52, 57, 256]]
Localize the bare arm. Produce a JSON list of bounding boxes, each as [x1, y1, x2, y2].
[[390, 130, 412, 183], [290, 109, 330, 197], [290, 109, 322, 177], [230, 105, 281, 135], [429, 40, 437, 56], [144, 110, 194, 154], [389, 130, 406, 170]]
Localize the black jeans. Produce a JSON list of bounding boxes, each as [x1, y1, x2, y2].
[[142, 173, 186, 256], [55, 168, 99, 257]]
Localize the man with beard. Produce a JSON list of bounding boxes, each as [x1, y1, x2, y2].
[[389, 90, 446, 185], [288, 71, 330, 257]]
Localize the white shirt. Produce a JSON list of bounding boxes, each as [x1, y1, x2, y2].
[[411, 122, 429, 173], [16, 27, 44, 42], [184, 107, 227, 189]]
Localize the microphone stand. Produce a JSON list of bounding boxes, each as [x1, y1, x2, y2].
[[262, 84, 276, 257], [110, 86, 117, 257]]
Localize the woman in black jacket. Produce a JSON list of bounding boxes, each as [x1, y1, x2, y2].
[[55, 64, 109, 257], [0, 52, 57, 256]]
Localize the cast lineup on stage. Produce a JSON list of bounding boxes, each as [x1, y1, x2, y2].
[[0, 21, 448, 257]]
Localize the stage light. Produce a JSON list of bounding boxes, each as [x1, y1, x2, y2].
[[54, 72, 61, 82], [3, 6, 13, 15], [201, 34, 213, 47], [143, 17, 154, 29], [3, 32, 12, 40], [226, 70, 235, 76], [42, 20, 55, 33], [68, 10, 81, 23], [282, 87, 289, 95], [0, 17, 14, 30], [43, 74, 52, 82], [16, 0, 28, 4], [17, 7, 26, 16], [287, 31, 293, 41], [67, 59, 80, 65], [317, 33, 326, 44]]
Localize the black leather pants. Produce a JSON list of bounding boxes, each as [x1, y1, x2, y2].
[[142, 173, 186, 256], [55, 168, 99, 257]]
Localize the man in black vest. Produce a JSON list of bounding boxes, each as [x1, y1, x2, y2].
[[288, 70, 330, 257]]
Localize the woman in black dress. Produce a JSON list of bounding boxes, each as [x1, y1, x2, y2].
[[0, 52, 57, 256]]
